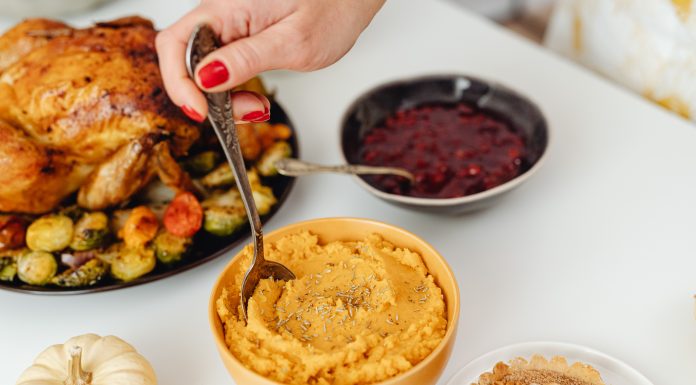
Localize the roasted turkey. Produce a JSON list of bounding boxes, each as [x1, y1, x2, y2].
[[0, 17, 200, 214]]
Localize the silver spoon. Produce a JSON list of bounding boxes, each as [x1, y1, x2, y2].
[[186, 24, 295, 321], [274, 158, 415, 183]]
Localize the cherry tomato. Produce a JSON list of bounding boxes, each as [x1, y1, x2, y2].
[[164, 192, 203, 238]]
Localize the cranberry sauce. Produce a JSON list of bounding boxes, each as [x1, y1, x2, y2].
[[359, 102, 529, 199]]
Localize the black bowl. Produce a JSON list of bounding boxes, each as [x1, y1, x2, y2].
[[340, 74, 550, 214]]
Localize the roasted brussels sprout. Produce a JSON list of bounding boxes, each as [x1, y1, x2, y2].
[[200, 166, 264, 189], [201, 163, 234, 188], [202, 188, 243, 209], [70, 212, 109, 251], [111, 245, 156, 282], [153, 230, 192, 264], [0, 256, 17, 281], [252, 185, 277, 215], [17, 250, 57, 285], [119, 206, 159, 248], [182, 151, 220, 175], [257, 141, 292, 176], [0, 215, 26, 251], [52, 258, 108, 287], [203, 205, 247, 236], [26, 215, 74, 252]]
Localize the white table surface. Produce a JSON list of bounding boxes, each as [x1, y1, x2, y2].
[[1, 1, 695, 384]]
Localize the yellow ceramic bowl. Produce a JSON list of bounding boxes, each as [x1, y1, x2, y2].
[[209, 217, 460, 385]]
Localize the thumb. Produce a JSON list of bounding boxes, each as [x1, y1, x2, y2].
[[194, 28, 286, 92]]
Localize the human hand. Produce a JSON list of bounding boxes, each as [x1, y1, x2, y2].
[[156, 0, 386, 123]]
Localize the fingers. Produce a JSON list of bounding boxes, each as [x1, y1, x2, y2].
[[156, 7, 221, 118], [193, 25, 287, 93], [180, 90, 270, 123], [230, 91, 271, 123]]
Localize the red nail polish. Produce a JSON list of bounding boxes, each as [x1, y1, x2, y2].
[[198, 60, 229, 88], [181, 105, 205, 122], [241, 110, 266, 121], [250, 112, 270, 123]]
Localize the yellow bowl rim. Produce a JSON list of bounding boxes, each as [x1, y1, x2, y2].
[[208, 217, 461, 385]]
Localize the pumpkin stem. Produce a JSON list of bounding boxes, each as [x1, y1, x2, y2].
[[65, 346, 92, 385]]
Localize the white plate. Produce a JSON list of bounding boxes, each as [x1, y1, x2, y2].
[[446, 341, 654, 385]]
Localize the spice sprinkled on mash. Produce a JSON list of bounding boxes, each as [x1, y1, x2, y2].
[[216, 231, 447, 385]]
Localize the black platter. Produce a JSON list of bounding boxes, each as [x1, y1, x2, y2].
[[0, 100, 298, 295]]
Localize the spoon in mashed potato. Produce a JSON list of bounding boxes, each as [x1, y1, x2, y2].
[[186, 24, 295, 320]]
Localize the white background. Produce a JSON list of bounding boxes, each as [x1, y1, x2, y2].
[[1, 1, 695, 384]]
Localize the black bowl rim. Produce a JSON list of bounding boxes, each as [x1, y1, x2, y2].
[[339, 73, 551, 207]]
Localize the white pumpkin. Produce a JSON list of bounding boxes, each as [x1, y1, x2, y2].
[[16, 334, 157, 385]]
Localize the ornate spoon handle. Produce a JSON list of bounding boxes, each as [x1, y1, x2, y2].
[[274, 158, 415, 183]]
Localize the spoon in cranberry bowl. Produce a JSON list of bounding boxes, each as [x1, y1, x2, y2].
[[273, 158, 415, 183]]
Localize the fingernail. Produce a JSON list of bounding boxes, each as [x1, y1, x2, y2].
[[250, 112, 270, 123], [241, 110, 266, 122], [198, 60, 229, 89], [181, 105, 205, 122]]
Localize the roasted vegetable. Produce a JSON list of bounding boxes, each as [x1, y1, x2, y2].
[[138, 180, 176, 204], [201, 163, 235, 188], [201, 188, 245, 236], [17, 250, 57, 285], [203, 188, 243, 208], [95, 244, 120, 265], [252, 185, 277, 215], [59, 205, 85, 222], [61, 250, 97, 269], [111, 246, 156, 282], [110, 209, 131, 235], [255, 122, 293, 149], [257, 141, 292, 176], [52, 258, 108, 287], [0, 215, 26, 250], [203, 205, 247, 236], [70, 212, 109, 251], [181, 151, 220, 175], [200, 165, 264, 189], [247, 168, 262, 187], [0, 248, 25, 281], [153, 231, 192, 264], [0, 256, 17, 281], [26, 215, 74, 252], [238, 124, 262, 160], [119, 206, 159, 248], [163, 192, 203, 237]]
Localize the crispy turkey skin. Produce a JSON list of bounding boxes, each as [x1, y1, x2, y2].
[[0, 17, 200, 213]]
